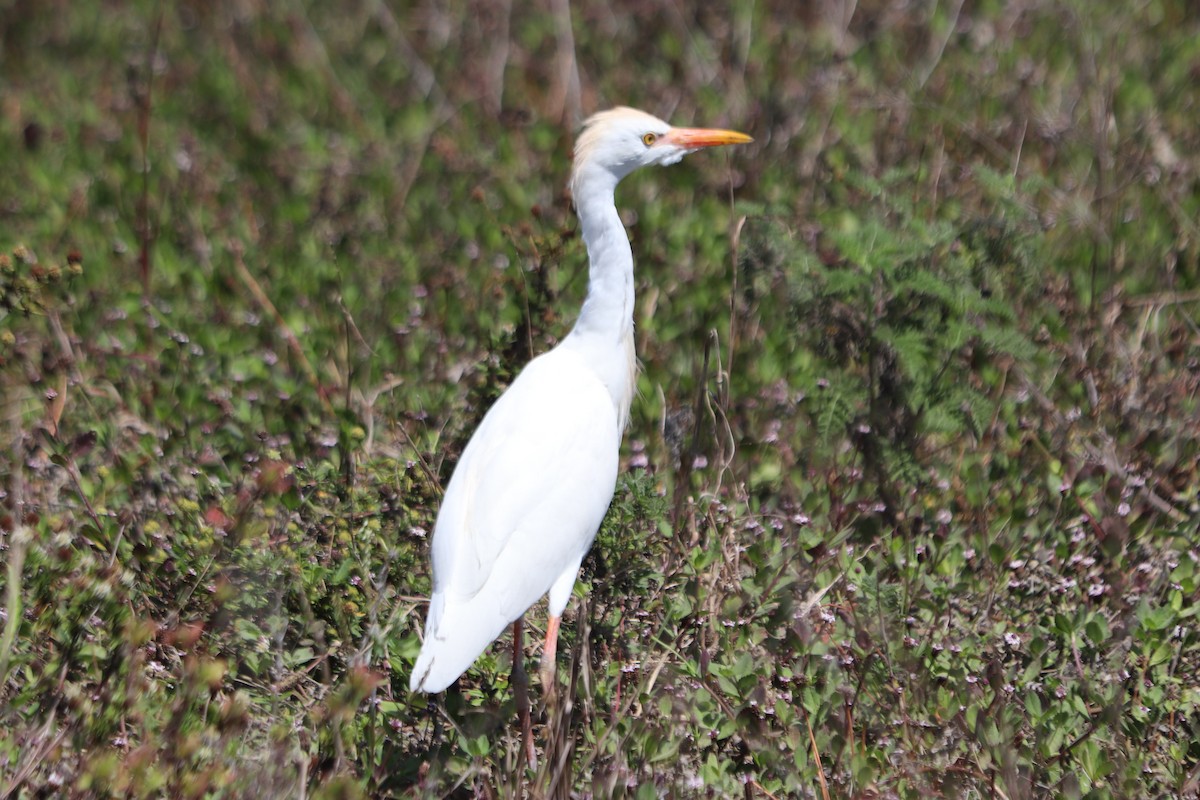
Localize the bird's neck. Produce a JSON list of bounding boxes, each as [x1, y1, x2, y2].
[[563, 168, 637, 430], [570, 172, 634, 343]]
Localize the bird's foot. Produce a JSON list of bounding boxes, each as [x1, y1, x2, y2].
[[538, 655, 558, 708]]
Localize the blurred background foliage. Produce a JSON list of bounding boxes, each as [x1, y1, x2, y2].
[[1, 0, 1198, 797]]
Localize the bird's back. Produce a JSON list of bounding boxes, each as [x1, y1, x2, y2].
[[410, 347, 622, 692]]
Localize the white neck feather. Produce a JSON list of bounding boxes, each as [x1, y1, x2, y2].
[[564, 163, 637, 429], [571, 167, 633, 341]]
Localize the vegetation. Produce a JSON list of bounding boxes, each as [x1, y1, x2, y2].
[[2, 1, 1197, 797]]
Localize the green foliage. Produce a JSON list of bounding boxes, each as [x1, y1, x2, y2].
[[3, 1, 1199, 798], [743, 167, 1044, 511], [0, 245, 82, 321]]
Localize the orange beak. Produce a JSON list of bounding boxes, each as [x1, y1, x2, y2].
[[662, 127, 754, 149]]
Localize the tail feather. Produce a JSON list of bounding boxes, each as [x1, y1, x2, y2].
[[409, 594, 512, 693]]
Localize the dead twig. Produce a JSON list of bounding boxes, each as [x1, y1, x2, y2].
[[231, 244, 333, 415]]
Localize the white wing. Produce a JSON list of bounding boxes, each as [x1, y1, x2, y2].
[[410, 347, 620, 692]]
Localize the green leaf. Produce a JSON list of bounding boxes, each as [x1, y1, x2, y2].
[[1084, 616, 1108, 645], [1140, 605, 1174, 632]]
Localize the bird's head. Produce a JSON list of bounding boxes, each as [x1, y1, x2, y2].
[[571, 107, 752, 193]]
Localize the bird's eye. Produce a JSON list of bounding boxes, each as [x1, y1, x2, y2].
[[642, 132, 657, 146]]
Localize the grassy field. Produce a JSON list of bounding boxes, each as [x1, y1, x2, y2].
[[2, 1, 1198, 797]]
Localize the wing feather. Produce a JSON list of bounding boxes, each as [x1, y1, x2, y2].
[[431, 347, 619, 619]]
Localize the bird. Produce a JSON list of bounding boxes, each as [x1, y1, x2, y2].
[[410, 107, 751, 701]]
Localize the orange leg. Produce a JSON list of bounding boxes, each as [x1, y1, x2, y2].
[[539, 614, 562, 691], [512, 617, 537, 769]]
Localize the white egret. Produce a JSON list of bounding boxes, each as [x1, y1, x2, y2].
[[410, 107, 751, 699]]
